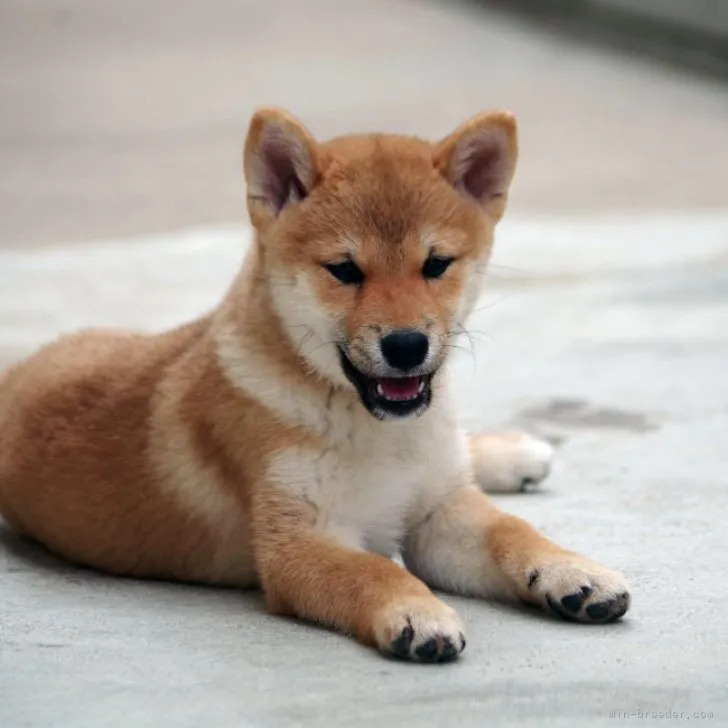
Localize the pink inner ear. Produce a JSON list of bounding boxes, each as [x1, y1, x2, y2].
[[453, 131, 507, 203], [256, 126, 309, 214]]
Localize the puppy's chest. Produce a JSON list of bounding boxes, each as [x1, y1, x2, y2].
[[269, 411, 461, 556], [312, 442, 428, 555]]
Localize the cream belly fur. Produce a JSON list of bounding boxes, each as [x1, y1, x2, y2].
[[0, 107, 632, 663]]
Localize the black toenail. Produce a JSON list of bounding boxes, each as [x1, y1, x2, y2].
[[561, 592, 584, 613], [520, 477, 536, 492], [607, 605, 628, 622], [606, 593, 630, 622], [527, 570, 540, 589], [440, 638, 458, 661], [459, 632, 466, 651], [586, 602, 610, 620], [546, 594, 569, 619], [415, 638, 439, 661], [390, 622, 414, 657]]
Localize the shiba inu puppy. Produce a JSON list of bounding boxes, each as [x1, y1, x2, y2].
[[0, 108, 630, 662]]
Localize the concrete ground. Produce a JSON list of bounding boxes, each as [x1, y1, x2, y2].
[[1, 1, 727, 726]]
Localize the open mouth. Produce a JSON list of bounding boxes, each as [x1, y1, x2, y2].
[[338, 349, 434, 420]]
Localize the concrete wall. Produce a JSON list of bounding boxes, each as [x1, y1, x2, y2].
[[590, 0, 728, 37], [479, 0, 728, 79]]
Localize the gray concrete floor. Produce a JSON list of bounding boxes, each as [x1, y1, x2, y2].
[[1, 1, 728, 726]]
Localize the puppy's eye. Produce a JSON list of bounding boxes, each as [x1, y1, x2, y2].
[[325, 260, 365, 285], [422, 255, 454, 279]]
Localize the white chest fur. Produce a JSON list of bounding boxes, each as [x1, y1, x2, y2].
[[265, 386, 470, 556], [217, 327, 471, 554]]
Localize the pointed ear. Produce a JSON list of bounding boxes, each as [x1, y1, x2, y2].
[[243, 107, 319, 223], [434, 111, 518, 220]]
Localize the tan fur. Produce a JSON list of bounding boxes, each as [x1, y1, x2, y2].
[[0, 108, 630, 662]]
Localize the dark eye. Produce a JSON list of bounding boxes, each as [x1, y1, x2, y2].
[[325, 260, 365, 285], [422, 254, 454, 279]]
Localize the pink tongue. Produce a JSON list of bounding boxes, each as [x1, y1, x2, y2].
[[377, 377, 421, 401]]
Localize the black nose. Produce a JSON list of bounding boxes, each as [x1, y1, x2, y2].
[[380, 330, 429, 371]]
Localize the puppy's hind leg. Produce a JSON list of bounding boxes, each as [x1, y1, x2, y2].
[[469, 432, 554, 493]]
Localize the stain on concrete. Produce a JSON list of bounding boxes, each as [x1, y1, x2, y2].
[[519, 398, 659, 433]]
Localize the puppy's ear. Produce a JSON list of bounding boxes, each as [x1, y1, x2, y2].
[[434, 111, 518, 221], [244, 107, 319, 225]]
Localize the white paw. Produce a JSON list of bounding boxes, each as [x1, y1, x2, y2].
[[373, 596, 466, 662], [526, 556, 631, 623], [471, 432, 554, 493]]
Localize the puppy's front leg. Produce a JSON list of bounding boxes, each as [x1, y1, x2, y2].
[[403, 485, 630, 623], [252, 488, 466, 662]]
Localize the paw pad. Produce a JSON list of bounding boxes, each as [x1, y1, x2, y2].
[[386, 620, 465, 663], [529, 560, 631, 624]]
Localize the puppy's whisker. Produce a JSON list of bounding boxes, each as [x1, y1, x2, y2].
[[294, 329, 316, 359], [302, 339, 339, 359], [443, 343, 474, 361], [468, 295, 513, 315], [452, 320, 492, 350], [453, 329, 493, 345], [485, 263, 532, 274]]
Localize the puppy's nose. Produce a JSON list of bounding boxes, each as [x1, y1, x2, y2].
[[380, 330, 429, 371]]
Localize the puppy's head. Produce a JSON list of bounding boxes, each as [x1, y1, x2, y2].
[[243, 107, 517, 421]]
